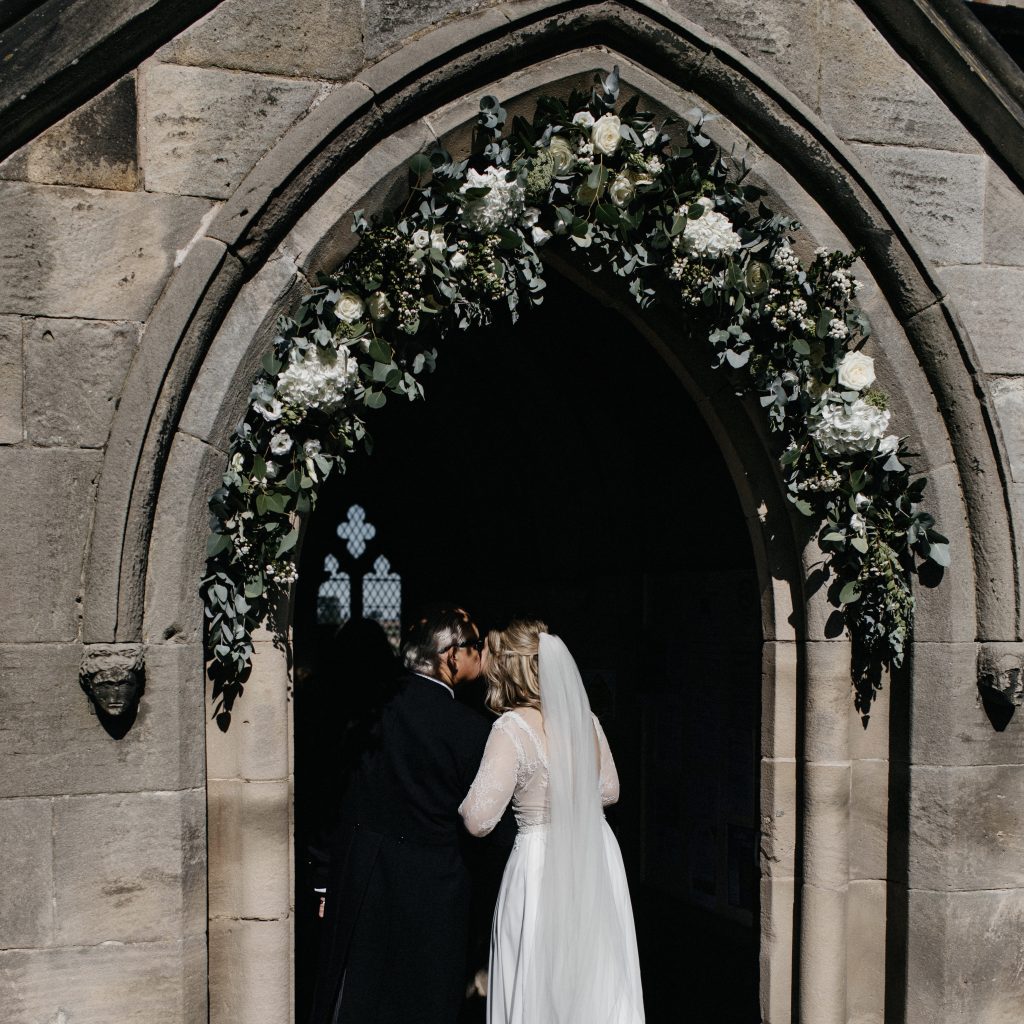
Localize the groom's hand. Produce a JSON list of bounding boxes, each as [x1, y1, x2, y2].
[[318, 895, 326, 919]]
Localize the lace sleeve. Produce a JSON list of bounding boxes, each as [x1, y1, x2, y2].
[[593, 714, 620, 807], [459, 718, 519, 837]]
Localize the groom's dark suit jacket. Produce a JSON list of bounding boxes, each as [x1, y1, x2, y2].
[[309, 671, 491, 1024]]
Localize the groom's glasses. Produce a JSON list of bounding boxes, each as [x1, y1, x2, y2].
[[442, 637, 486, 653]]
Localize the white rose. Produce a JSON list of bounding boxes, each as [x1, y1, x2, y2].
[[531, 225, 552, 247], [336, 289, 365, 324], [642, 126, 658, 147], [412, 229, 430, 249], [878, 434, 899, 455], [269, 431, 292, 456], [608, 173, 635, 208], [450, 251, 467, 271], [572, 110, 595, 128], [430, 227, 445, 250], [836, 351, 875, 391], [367, 292, 393, 320], [591, 113, 622, 156], [546, 136, 576, 175]]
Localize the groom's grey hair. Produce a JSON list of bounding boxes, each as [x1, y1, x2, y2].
[[401, 606, 477, 675]]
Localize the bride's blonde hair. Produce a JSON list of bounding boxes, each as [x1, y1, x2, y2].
[[485, 619, 548, 714]]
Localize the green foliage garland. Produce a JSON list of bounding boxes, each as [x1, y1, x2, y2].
[[203, 69, 948, 726]]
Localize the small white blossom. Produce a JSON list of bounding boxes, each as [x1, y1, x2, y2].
[[531, 225, 552, 247], [304, 439, 322, 458], [878, 434, 900, 455], [771, 244, 800, 274], [450, 251, 467, 270], [645, 155, 664, 175], [828, 318, 849, 340], [521, 207, 541, 228], [430, 226, 445, 250], [642, 126, 658, 147], [412, 229, 430, 249], [572, 110, 595, 128], [854, 492, 870, 509], [849, 512, 867, 535], [229, 453, 244, 472], [678, 197, 741, 258], [269, 431, 292, 456]]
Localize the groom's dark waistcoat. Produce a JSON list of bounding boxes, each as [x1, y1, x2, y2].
[[310, 671, 491, 1024]]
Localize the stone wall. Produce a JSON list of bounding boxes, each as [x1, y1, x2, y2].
[[0, 2, 1022, 1023]]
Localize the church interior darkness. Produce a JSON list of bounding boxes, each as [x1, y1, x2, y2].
[[293, 271, 763, 1022]]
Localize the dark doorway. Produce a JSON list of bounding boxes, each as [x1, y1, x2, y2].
[[293, 270, 762, 1023]]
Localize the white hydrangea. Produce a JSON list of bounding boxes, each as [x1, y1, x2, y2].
[[679, 197, 741, 258], [276, 344, 359, 416], [812, 394, 891, 455], [459, 166, 525, 234]]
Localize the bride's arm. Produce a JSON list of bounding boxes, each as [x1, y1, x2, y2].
[[593, 714, 620, 807], [459, 720, 518, 837]]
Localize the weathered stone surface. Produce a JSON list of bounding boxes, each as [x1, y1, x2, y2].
[[0, 315, 22, 444], [907, 764, 1024, 890], [762, 640, 798, 760], [179, 252, 303, 449], [144, 431, 229, 645], [207, 778, 291, 921], [803, 641, 854, 762], [363, 0, 495, 59], [820, 0, 980, 153], [850, 144, 986, 265], [940, 266, 1024, 375], [207, 641, 290, 784], [0, 643, 206, 798], [0, 449, 100, 642], [984, 157, 1024, 266], [849, 759, 888, 880], [0, 936, 206, 1024], [0, 181, 212, 319], [0, 76, 139, 191], [0, 798, 53, 948], [845, 879, 887, 1024], [759, 876, 795, 1024], [209, 917, 291, 1024], [24, 318, 141, 446], [798, 884, 848, 1021], [802, 763, 852, 889], [667, 0, 822, 107], [140, 62, 322, 200], [53, 788, 206, 944], [906, 887, 1024, 1022], [160, 0, 364, 80], [760, 757, 797, 878], [989, 376, 1024, 484]]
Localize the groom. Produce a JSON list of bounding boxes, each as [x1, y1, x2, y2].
[[309, 607, 493, 1024]]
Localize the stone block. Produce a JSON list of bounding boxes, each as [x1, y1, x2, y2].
[[209, 917, 292, 1024], [905, 887, 1024, 1022], [759, 876, 794, 1024], [0, 181, 212, 320], [144, 430, 229, 645], [207, 778, 292, 921], [846, 879, 887, 1024], [762, 640, 798, 759], [850, 144, 986, 266], [804, 640, 854, 762], [363, 0, 495, 59], [798, 884, 849, 1022], [907, 764, 1024, 890], [849, 759, 888, 880], [140, 62, 322, 200], [207, 641, 291, 784], [802, 763, 852, 889], [940, 265, 1024, 375], [0, 641, 207, 799], [0, 936, 206, 1024], [53, 788, 206, 945], [760, 757, 797, 878], [0, 448, 101, 642], [820, 0, 980, 153], [989, 376, 1024, 484], [909, 641, 1024, 767], [0, 797, 53, 948], [160, 0, 364, 80], [179, 252, 304, 449], [664, 0, 822, 108], [0, 315, 22, 443], [984, 158, 1024, 266], [24, 318, 141, 447], [0, 76, 139, 191]]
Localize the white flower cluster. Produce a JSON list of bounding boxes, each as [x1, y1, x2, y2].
[[770, 296, 813, 333], [828, 267, 860, 298], [812, 395, 891, 455], [678, 198, 741, 258], [771, 244, 800, 274], [460, 166, 525, 233], [275, 344, 358, 416], [828, 318, 849, 340]]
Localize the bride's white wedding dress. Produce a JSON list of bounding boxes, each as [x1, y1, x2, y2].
[[460, 637, 645, 1024]]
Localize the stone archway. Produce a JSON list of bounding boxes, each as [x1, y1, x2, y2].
[[89, 5, 1017, 1023]]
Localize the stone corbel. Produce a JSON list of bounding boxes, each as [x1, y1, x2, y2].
[[977, 641, 1024, 710], [80, 643, 146, 735]]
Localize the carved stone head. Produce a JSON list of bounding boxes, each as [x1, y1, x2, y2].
[[977, 642, 1024, 710], [80, 643, 145, 718]]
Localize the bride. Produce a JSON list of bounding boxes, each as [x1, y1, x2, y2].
[[459, 620, 645, 1023]]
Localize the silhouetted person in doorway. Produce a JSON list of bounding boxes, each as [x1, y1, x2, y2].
[[309, 607, 492, 1024]]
